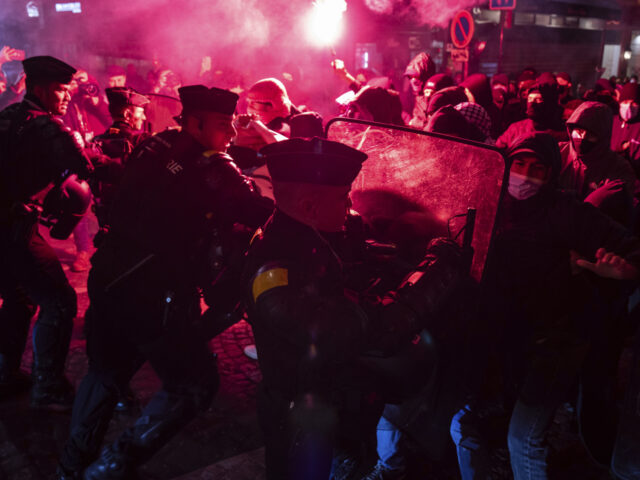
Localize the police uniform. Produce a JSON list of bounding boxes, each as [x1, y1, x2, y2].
[[58, 86, 273, 479], [92, 87, 150, 237], [0, 56, 92, 408], [244, 138, 468, 480]]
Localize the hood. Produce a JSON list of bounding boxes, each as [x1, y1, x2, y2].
[[426, 105, 485, 142], [506, 132, 562, 184], [426, 86, 469, 117], [425, 73, 455, 92], [404, 52, 435, 84], [566, 101, 613, 158], [462, 73, 493, 111], [352, 86, 404, 126]]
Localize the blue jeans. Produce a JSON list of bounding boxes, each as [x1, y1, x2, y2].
[[376, 413, 407, 472], [451, 339, 588, 480], [450, 405, 490, 480], [611, 331, 640, 480]]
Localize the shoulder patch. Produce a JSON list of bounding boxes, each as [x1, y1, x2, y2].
[[252, 267, 288, 302]]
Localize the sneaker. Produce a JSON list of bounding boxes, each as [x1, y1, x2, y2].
[[71, 251, 91, 272], [243, 344, 258, 360], [362, 461, 407, 480], [30, 376, 74, 412]]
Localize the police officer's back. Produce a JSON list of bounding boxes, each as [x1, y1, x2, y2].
[[57, 85, 273, 480], [0, 56, 92, 410]]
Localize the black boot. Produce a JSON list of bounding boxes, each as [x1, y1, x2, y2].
[[30, 372, 74, 411], [83, 444, 136, 480]]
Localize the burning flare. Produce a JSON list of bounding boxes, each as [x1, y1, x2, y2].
[[305, 0, 348, 47]]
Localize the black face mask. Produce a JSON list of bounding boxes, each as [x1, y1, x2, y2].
[[526, 102, 545, 121], [572, 137, 598, 156]]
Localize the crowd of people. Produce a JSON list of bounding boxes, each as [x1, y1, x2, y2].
[[0, 44, 639, 480]]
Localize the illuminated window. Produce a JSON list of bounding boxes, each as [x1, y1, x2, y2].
[[26, 1, 40, 17], [55, 2, 82, 13]]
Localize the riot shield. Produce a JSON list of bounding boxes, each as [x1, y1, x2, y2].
[[144, 94, 181, 134], [326, 118, 506, 281]]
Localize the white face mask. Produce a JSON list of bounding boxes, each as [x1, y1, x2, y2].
[[620, 103, 639, 122], [508, 172, 545, 200]]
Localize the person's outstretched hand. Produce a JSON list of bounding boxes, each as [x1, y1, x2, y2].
[[575, 248, 638, 280]]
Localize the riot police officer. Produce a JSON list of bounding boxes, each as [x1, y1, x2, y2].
[[0, 55, 92, 410], [57, 85, 273, 479], [91, 86, 150, 244], [244, 137, 469, 479]]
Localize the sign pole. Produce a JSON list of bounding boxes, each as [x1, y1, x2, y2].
[[498, 10, 505, 73]]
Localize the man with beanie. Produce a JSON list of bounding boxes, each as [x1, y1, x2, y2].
[[245, 137, 469, 479], [56, 85, 273, 479], [496, 74, 566, 149], [0, 55, 93, 410], [403, 52, 436, 129], [611, 82, 640, 176]]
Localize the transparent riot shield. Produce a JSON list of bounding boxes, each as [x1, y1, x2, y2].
[[326, 118, 506, 281], [144, 94, 181, 134]]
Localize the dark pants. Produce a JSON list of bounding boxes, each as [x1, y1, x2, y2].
[[59, 264, 218, 473], [0, 227, 76, 379], [611, 330, 640, 479]]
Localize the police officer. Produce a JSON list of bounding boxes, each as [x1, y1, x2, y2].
[[91, 86, 150, 242], [56, 85, 273, 479], [244, 137, 469, 479], [0, 55, 92, 409]]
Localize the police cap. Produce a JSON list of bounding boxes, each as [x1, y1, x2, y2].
[[261, 137, 367, 186], [22, 55, 76, 84], [178, 85, 238, 116], [106, 87, 149, 109]]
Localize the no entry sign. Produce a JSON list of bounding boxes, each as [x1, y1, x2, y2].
[[450, 10, 474, 49], [490, 0, 516, 10]]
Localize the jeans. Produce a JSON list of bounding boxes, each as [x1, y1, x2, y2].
[[451, 339, 588, 480], [376, 412, 407, 472]]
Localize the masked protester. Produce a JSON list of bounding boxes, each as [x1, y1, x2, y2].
[[558, 101, 637, 199], [403, 52, 436, 129], [451, 132, 640, 480], [611, 83, 640, 177], [496, 74, 566, 149]]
